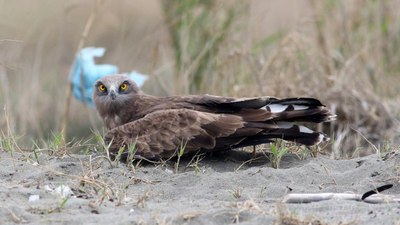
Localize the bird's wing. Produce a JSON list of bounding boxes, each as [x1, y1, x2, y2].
[[129, 94, 332, 125], [180, 95, 333, 123], [104, 107, 331, 160], [104, 109, 257, 159], [176, 94, 321, 111], [180, 95, 276, 112]]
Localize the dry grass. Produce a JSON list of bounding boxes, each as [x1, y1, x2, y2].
[[0, 0, 399, 158]]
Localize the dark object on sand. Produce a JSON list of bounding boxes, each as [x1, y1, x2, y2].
[[361, 184, 394, 200]]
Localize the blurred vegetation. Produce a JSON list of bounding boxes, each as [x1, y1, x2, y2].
[[161, 0, 241, 93], [0, 0, 399, 158]]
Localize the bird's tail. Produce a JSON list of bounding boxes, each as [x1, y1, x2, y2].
[[264, 98, 336, 123], [236, 97, 336, 146], [223, 97, 335, 123], [243, 121, 329, 146]]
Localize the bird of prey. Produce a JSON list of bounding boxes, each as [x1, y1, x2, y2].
[[93, 74, 335, 160]]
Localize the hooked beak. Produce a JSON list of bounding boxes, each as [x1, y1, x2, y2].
[[109, 90, 117, 100]]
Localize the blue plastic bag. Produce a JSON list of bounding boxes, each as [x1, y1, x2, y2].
[[70, 47, 148, 106]]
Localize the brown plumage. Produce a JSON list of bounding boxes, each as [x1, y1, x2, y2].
[[93, 74, 335, 160]]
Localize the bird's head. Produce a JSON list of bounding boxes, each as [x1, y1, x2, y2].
[[93, 74, 140, 113]]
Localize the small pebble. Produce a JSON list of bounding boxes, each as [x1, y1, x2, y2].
[[29, 195, 40, 202]]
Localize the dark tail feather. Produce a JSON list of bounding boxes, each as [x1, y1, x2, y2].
[[220, 97, 335, 123], [265, 129, 327, 146], [275, 107, 335, 123], [264, 98, 336, 123], [210, 97, 334, 148], [270, 97, 325, 106], [223, 97, 325, 109], [230, 130, 325, 148], [245, 121, 329, 146], [231, 136, 274, 148]]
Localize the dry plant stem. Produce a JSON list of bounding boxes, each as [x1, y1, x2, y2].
[[309, 0, 333, 76], [180, 39, 215, 93], [246, 56, 265, 95], [61, 0, 101, 143], [184, 151, 205, 172], [283, 193, 400, 204], [320, 163, 338, 185], [0, 39, 23, 43], [351, 127, 380, 155], [6, 208, 27, 224], [3, 106, 21, 152], [235, 156, 264, 172]]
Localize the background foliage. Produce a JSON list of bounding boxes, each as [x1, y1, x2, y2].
[[0, 0, 399, 157]]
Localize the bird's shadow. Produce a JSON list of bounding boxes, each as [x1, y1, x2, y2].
[[122, 150, 310, 172], [188, 151, 310, 172]]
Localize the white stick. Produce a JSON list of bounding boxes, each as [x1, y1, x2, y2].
[[282, 193, 400, 204]]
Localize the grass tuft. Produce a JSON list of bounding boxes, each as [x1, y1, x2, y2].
[[269, 141, 289, 169], [175, 139, 188, 173]]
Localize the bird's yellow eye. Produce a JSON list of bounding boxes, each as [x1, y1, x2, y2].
[[120, 83, 128, 91], [99, 84, 106, 92]]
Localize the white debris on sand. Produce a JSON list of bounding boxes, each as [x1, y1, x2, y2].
[[28, 195, 40, 202], [43, 184, 74, 198]]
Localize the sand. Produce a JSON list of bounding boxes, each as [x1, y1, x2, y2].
[[0, 149, 399, 225]]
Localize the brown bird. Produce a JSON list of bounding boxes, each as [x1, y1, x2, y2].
[[93, 74, 335, 160]]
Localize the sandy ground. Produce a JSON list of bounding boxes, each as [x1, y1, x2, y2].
[[0, 149, 399, 225]]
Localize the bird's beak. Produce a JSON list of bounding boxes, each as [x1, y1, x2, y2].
[[109, 90, 117, 100]]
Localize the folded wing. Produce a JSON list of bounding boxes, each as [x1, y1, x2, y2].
[[105, 101, 333, 159]]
